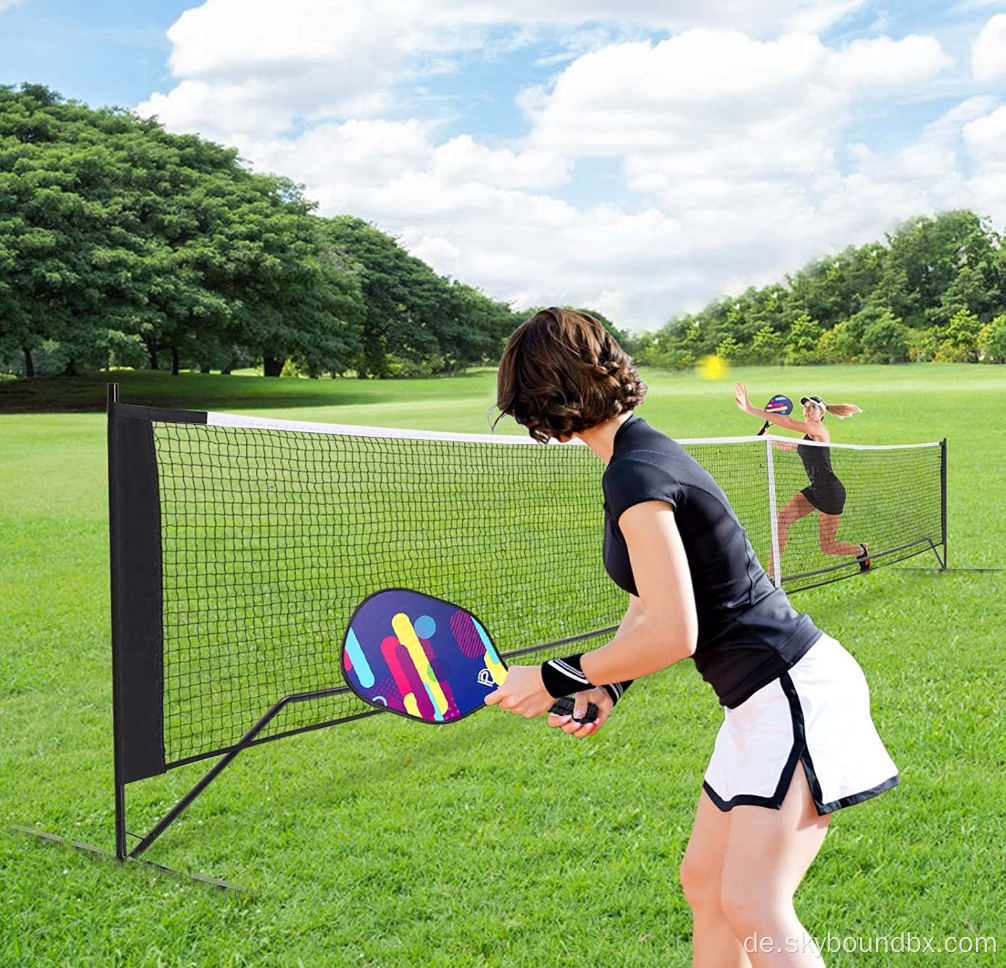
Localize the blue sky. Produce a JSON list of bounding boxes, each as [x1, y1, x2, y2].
[[3, 0, 1006, 328]]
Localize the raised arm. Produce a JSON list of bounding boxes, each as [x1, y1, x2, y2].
[[734, 383, 828, 438]]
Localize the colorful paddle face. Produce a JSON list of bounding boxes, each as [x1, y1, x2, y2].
[[341, 589, 600, 725], [341, 589, 508, 723], [757, 394, 793, 435], [765, 394, 793, 415]]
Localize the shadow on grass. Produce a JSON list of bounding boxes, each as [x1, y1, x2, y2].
[[0, 369, 491, 414]]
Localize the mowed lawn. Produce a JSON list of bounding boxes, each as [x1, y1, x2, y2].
[[1, 364, 1004, 968]]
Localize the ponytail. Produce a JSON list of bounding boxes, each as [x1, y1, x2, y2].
[[824, 402, 862, 419], [803, 394, 862, 419]]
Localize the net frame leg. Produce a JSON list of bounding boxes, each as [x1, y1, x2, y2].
[[115, 779, 127, 862], [9, 825, 242, 890], [127, 686, 346, 860]]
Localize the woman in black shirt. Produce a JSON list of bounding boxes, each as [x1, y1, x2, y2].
[[485, 308, 898, 967]]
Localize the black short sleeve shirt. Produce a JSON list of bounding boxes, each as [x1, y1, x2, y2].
[[602, 415, 822, 707]]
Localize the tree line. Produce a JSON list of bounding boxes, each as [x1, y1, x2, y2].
[[0, 84, 520, 380], [635, 209, 1006, 367], [3, 84, 1004, 381]]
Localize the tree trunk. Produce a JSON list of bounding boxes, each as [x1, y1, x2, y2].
[[362, 333, 387, 379], [200, 363, 211, 374], [23, 347, 34, 378], [221, 361, 234, 375], [146, 340, 158, 370], [263, 356, 284, 377], [63, 357, 78, 377], [171, 347, 180, 376]]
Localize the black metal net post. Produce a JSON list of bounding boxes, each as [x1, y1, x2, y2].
[[106, 383, 128, 861], [940, 438, 948, 570]]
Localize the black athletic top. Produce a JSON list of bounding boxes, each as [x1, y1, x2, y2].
[[602, 415, 822, 708], [798, 435, 840, 488]]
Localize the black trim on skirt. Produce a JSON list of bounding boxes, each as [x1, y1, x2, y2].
[[703, 672, 901, 816]]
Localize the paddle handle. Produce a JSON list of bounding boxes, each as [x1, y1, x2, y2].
[[757, 420, 770, 436], [548, 696, 599, 723]]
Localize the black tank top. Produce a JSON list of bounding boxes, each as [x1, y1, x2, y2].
[[602, 415, 822, 707], [798, 434, 838, 487]]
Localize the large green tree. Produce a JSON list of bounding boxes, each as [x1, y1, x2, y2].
[[0, 84, 363, 377], [323, 216, 517, 378]]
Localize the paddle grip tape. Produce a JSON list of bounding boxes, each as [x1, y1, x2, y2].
[[548, 696, 599, 723]]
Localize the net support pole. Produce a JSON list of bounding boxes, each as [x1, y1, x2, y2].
[[765, 437, 782, 588], [940, 437, 948, 571], [128, 686, 349, 860], [106, 383, 128, 862]]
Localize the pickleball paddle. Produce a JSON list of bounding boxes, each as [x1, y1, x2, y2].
[[340, 588, 598, 725], [757, 394, 793, 436]]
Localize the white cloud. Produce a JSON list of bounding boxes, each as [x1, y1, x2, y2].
[[395, 194, 686, 331], [849, 141, 958, 182], [522, 30, 950, 187], [972, 14, 1006, 82], [522, 32, 846, 161], [827, 34, 953, 88], [244, 119, 432, 196], [430, 136, 572, 189], [165, 0, 400, 78], [0, 0, 23, 12], [785, 0, 867, 34], [141, 0, 898, 142], [137, 3, 998, 328], [923, 94, 998, 138], [238, 119, 571, 216], [841, 98, 1006, 231], [963, 104, 1006, 169]]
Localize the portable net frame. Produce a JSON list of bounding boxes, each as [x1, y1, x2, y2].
[[107, 387, 946, 862]]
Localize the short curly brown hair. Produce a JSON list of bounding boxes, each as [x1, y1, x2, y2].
[[495, 307, 647, 443]]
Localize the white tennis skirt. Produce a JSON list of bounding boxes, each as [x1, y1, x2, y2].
[[703, 634, 900, 815]]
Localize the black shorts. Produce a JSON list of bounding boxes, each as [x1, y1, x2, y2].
[[801, 477, 846, 515]]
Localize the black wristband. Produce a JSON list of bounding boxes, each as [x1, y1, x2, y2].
[[540, 654, 593, 698], [603, 680, 633, 705]]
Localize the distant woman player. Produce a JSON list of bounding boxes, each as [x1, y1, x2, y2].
[[734, 385, 871, 578]]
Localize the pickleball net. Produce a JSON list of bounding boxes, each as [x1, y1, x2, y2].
[[106, 391, 945, 860]]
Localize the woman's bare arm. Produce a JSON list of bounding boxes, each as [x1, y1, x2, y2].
[[618, 594, 645, 634], [749, 408, 829, 438], [581, 501, 697, 685]]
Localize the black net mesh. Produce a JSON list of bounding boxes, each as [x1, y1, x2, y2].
[[154, 424, 623, 766], [768, 439, 943, 593], [151, 421, 943, 768]]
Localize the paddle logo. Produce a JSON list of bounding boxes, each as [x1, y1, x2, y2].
[[477, 669, 496, 688]]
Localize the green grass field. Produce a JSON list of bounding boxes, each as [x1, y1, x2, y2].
[[2, 364, 1004, 967]]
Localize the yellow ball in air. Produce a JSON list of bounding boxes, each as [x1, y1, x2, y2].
[[697, 354, 729, 380]]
